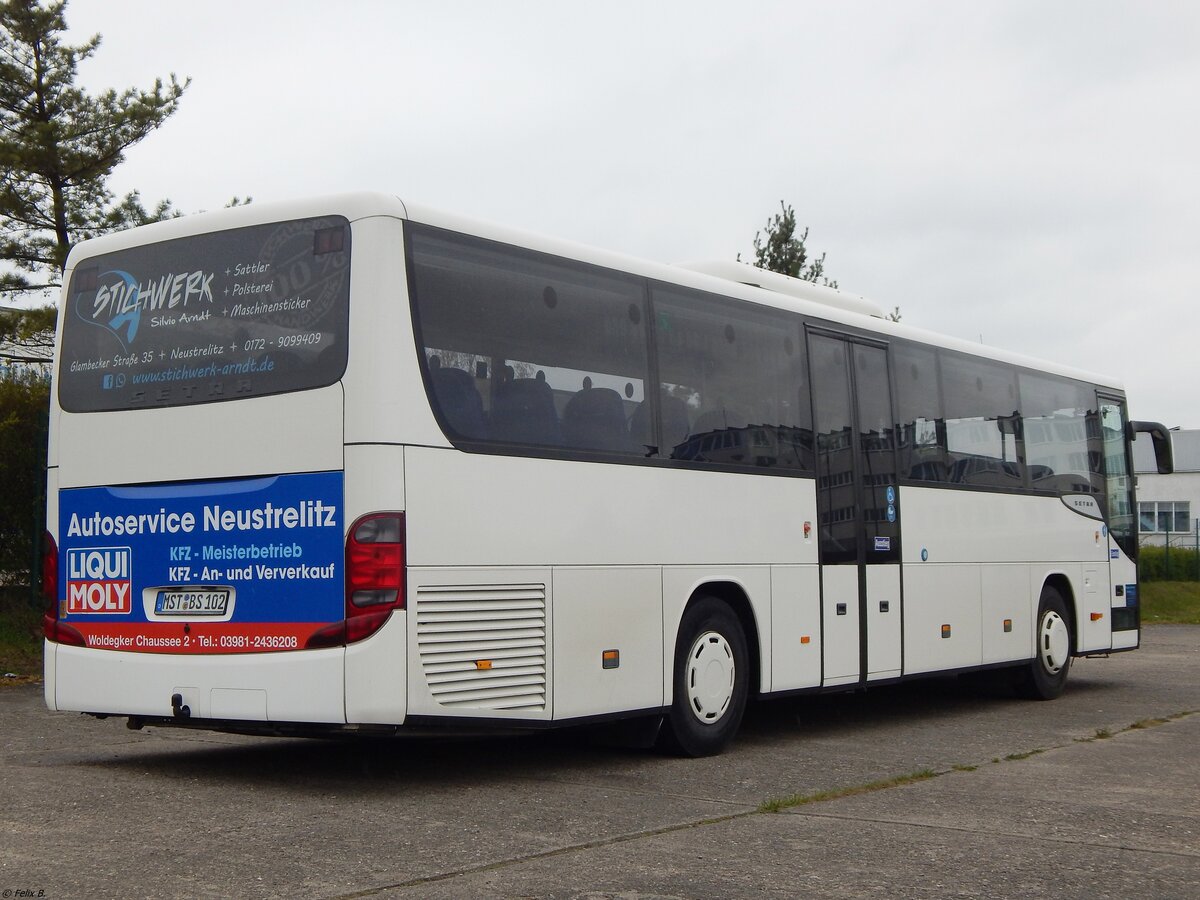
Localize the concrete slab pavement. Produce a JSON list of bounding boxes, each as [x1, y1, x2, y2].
[[1, 625, 1196, 898], [391, 715, 1200, 899]]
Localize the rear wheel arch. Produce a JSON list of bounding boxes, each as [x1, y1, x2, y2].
[[680, 581, 762, 697], [658, 581, 765, 757]]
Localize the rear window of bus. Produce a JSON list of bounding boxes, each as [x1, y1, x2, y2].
[[58, 215, 351, 412]]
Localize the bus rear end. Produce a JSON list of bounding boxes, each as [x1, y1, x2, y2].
[[44, 194, 414, 732]]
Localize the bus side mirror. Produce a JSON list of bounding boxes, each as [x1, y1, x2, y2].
[[1129, 421, 1174, 475]]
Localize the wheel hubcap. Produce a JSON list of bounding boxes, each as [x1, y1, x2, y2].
[[1038, 610, 1070, 675], [686, 630, 735, 724]]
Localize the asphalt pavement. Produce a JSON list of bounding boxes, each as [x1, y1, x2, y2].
[[1, 626, 1196, 899]]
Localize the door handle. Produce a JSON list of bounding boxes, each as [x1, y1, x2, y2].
[[879, 600, 890, 613], [836, 603, 847, 616]]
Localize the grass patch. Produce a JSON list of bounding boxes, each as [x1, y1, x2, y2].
[[0, 588, 43, 682], [1075, 713, 1194, 744], [1003, 748, 1046, 761], [1140, 581, 1200, 624], [759, 769, 937, 813], [1128, 717, 1171, 730]]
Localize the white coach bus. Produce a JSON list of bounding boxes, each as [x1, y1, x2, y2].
[[42, 193, 1173, 756]]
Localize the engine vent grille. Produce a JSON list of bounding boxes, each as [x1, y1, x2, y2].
[[415, 583, 547, 711]]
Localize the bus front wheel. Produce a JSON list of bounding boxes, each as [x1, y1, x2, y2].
[[659, 596, 749, 757], [1017, 586, 1072, 700]]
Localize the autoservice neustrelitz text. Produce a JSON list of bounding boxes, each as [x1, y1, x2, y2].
[[64, 500, 337, 538]]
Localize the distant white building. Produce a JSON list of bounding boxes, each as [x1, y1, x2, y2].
[[1134, 428, 1200, 547]]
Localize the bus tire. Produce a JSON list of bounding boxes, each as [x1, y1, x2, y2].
[[659, 596, 749, 757], [1016, 585, 1072, 700]]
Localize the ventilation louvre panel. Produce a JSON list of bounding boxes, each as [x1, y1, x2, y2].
[[416, 583, 547, 711]]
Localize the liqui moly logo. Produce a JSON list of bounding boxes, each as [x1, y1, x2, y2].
[[66, 547, 132, 614]]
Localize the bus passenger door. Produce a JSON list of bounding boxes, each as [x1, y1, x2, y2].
[[809, 333, 903, 686]]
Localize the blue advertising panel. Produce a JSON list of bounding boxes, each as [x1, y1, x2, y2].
[[58, 471, 344, 653]]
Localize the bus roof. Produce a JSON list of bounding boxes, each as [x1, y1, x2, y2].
[[62, 190, 1125, 394]]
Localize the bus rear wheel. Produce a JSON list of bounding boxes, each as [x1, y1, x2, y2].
[[1016, 586, 1072, 700], [659, 596, 749, 757]]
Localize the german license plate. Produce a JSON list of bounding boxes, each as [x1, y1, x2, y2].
[[154, 588, 231, 616]]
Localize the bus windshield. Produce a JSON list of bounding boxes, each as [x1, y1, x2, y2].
[[58, 215, 351, 412]]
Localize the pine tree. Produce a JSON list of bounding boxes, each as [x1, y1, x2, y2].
[[739, 200, 838, 289], [0, 303, 54, 362], [0, 0, 188, 303]]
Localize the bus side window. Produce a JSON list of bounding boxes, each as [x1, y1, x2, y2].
[[941, 352, 1022, 489], [630, 390, 691, 455], [563, 387, 632, 452], [1019, 371, 1100, 496], [651, 285, 810, 472], [893, 341, 947, 483], [492, 377, 561, 446], [427, 358, 489, 439]]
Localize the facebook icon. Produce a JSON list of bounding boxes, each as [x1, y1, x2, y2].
[[102, 374, 113, 389]]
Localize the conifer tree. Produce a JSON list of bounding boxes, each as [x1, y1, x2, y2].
[[0, 0, 188, 303], [739, 200, 838, 289]]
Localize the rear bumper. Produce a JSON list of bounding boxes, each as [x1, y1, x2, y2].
[[49, 640, 347, 723]]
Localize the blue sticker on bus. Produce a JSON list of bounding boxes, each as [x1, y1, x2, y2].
[[57, 471, 344, 653], [874, 536, 891, 551], [1110, 549, 1120, 559]]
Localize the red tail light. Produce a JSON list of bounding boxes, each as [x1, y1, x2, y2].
[[306, 513, 405, 649], [346, 513, 405, 610], [41, 531, 84, 647]]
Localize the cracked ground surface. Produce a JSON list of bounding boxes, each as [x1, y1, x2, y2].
[[3, 626, 1197, 898]]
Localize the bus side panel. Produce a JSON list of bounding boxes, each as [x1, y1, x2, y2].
[[981, 564, 1033, 664], [821, 565, 861, 685], [552, 566, 663, 720], [901, 488, 1102, 671], [902, 564, 982, 674], [403, 448, 809, 568], [901, 490, 1104, 569], [345, 613, 407, 724], [1078, 564, 1112, 652], [343, 444, 407, 724], [53, 643, 346, 722], [342, 214, 445, 449], [403, 447, 807, 720], [770, 565, 822, 692]]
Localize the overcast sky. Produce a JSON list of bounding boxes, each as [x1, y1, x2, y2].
[[61, 0, 1200, 426]]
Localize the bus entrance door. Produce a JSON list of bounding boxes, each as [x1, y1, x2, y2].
[[809, 334, 903, 687]]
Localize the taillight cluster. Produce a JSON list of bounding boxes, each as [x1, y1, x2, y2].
[[41, 531, 84, 646], [306, 512, 406, 649]]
